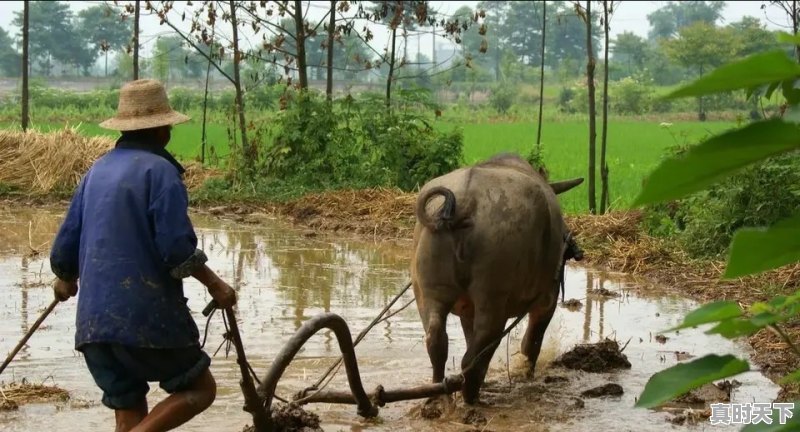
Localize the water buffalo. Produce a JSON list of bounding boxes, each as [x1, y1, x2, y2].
[[411, 153, 583, 405]]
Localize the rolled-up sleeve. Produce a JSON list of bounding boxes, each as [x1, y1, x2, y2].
[[50, 179, 85, 282], [149, 177, 207, 279]]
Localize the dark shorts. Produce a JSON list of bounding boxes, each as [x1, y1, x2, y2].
[[80, 343, 211, 410]]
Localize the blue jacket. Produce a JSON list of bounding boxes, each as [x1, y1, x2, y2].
[[50, 138, 207, 350]]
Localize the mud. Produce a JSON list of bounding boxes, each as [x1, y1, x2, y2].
[[553, 339, 632, 373], [580, 383, 624, 398], [0, 208, 784, 431], [242, 404, 324, 432], [560, 298, 583, 311]]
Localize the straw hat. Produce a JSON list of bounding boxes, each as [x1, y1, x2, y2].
[[100, 79, 190, 131]]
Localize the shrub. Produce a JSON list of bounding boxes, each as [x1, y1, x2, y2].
[[489, 83, 515, 114], [610, 77, 654, 115]]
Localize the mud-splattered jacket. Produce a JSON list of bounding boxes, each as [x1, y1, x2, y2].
[[49, 138, 208, 350]]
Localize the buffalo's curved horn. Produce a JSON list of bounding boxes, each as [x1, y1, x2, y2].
[[549, 178, 584, 195]]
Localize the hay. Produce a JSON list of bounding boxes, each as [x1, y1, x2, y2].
[[0, 126, 114, 194], [0, 127, 219, 195], [0, 379, 71, 408], [278, 188, 417, 238]]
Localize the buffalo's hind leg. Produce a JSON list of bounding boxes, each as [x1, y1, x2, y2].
[[460, 303, 507, 406], [418, 294, 455, 417], [521, 296, 558, 379]]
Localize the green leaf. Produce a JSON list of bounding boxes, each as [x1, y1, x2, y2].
[[777, 31, 800, 46], [665, 301, 743, 332], [633, 120, 800, 207], [664, 50, 800, 100], [635, 354, 750, 408], [741, 401, 800, 432], [705, 318, 763, 339], [779, 369, 800, 385], [725, 214, 800, 278]]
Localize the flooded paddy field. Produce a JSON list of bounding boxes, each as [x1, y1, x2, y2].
[[0, 207, 780, 431]]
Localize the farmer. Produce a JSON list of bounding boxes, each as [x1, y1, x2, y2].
[[49, 79, 236, 432]]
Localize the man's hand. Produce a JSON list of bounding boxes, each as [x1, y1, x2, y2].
[[53, 279, 78, 302], [208, 279, 237, 309]]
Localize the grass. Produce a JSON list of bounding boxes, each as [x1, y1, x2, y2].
[[1, 116, 737, 214]]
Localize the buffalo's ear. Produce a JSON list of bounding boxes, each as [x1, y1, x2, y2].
[[549, 178, 584, 195]]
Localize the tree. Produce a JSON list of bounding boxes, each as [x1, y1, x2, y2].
[[548, 1, 600, 78], [663, 22, 736, 120], [536, 1, 546, 149], [77, 5, 132, 76], [0, 27, 20, 76], [646, 1, 725, 41], [729, 16, 778, 58], [611, 31, 647, 77], [21, 0, 29, 131], [133, 0, 140, 79], [12, 1, 93, 76], [580, 0, 598, 214], [600, 1, 618, 214]]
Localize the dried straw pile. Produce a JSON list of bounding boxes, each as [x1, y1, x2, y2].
[[0, 128, 218, 195], [0, 127, 114, 194], [0, 379, 71, 410], [279, 187, 417, 238]]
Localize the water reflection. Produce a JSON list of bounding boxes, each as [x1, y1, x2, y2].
[[0, 208, 782, 432]]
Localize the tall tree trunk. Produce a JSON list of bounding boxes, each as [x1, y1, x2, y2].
[[386, 27, 397, 109], [326, 0, 336, 100], [229, 0, 250, 166], [294, 0, 308, 89], [105, 51, 108, 77], [536, 1, 546, 149], [201, 26, 215, 165], [794, 0, 799, 62], [600, 0, 610, 214], [586, 1, 597, 214], [21, 0, 29, 131], [133, 0, 140, 80]]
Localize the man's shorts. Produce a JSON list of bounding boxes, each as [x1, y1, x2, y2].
[[80, 343, 211, 410]]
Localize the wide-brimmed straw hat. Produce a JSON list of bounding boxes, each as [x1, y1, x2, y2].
[[100, 79, 190, 131]]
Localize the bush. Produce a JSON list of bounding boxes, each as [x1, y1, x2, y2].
[[558, 87, 575, 113], [248, 89, 464, 193], [610, 77, 654, 115], [489, 83, 515, 114]]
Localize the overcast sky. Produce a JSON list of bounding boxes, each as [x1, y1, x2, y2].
[[0, 1, 795, 60]]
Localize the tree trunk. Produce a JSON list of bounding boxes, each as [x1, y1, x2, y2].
[[229, 0, 250, 165], [22, 0, 29, 131], [536, 1, 546, 149], [105, 50, 108, 77], [326, 0, 336, 100], [201, 26, 215, 165], [133, 0, 140, 80], [386, 27, 397, 109], [294, 0, 308, 89], [794, 0, 799, 62], [586, 1, 597, 214], [600, 0, 610, 214]]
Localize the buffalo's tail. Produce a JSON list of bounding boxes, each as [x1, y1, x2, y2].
[[416, 186, 458, 232]]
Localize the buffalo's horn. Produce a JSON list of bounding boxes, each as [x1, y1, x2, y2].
[[549, 178, 584, 194]]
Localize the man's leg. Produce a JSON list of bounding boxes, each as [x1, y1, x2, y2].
[[81, 344, 151, 431], [113, 345, 215, 432], [115, 399, 148, 432], [129, 368, 216, 432]]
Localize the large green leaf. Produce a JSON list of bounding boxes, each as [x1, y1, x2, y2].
[[635, 354, 750, 408], [725, 215, 800, 278], [632, 120, 800, 207], [741, 401, 800, 432], [665, 50, 800, 99], [665, 301, 743, 332], [705, 318, 763, 339]]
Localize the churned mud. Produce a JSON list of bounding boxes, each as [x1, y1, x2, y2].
[[553, 339, 632, 373], [0, 207, 784, 431]]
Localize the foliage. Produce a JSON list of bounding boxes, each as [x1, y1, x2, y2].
[[610, 76, 654, 114], [489, 82, 515, 114], [0, 27, 20, 76], [235, 88, 463, 193], [76, 5, 131, 56], [646, 0, 724, 41], [634, 33, 800, 431]]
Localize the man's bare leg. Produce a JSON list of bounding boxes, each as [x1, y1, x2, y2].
[[115, 399, 148, 432], [129, 369, 217, 432]]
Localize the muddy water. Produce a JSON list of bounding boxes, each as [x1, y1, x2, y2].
[[0, 207, 780, 432]]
